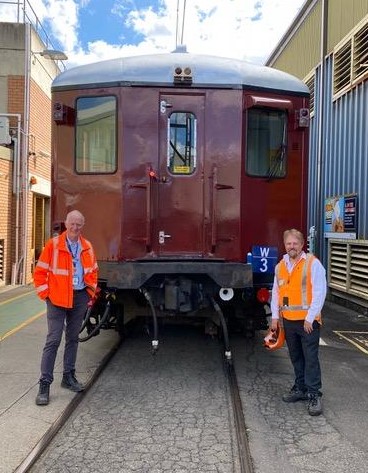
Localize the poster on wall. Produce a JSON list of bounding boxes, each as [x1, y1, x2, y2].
[[324, 194, 357, 239]]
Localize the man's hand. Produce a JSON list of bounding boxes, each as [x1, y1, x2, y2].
[[304, 320, 313, 333]]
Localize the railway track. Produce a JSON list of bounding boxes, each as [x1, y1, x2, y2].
[[16, 321, 254, 473], [14, 339, 122, 473], [224, 358, 254, 473]]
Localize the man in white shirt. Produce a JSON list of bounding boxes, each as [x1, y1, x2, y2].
[[270, 229, 327, 416]]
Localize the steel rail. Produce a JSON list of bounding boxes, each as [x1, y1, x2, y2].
[[224, 357, 255, 473], [14, 339, 122, 473]]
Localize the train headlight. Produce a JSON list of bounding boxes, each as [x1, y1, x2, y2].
[[173, 65, 193, 85]]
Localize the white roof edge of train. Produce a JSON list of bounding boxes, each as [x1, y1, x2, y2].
[[52, 51, 309, 95]]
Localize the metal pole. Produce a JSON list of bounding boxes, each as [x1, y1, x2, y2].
[[21, 22, 31, 285], [0, 113, 22, 284], [315, 0, 328, 260], [14, 133, 21, 282]]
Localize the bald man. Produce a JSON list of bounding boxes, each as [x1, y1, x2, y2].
[[34, 210, 98, 405]]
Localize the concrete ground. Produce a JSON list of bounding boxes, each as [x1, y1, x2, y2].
[[0, 285, 120, 473]]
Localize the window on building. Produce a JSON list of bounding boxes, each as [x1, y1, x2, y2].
[[305, 73, 315, 116], [167, 112, 197, 175], [75, 96, 117, 173], [246, 108, 287, 178], [353, 21, 368, 81], [333, 40, 352, 95], [333, 17, 368, 97]]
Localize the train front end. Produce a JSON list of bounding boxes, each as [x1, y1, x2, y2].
[[51, 51, 309, 344]]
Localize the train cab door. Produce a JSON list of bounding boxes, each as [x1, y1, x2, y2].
[[154, 93, 205, 256]]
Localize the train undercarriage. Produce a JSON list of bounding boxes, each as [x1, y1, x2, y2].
[[79, 261, 271, 359]]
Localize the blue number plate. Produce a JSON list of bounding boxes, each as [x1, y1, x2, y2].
[[251, 246, 278, 274]]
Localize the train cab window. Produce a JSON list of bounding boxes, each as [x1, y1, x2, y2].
[[246, 108, 287, 178], [167, 112, 197, 174], [75, 96, 117, 173]]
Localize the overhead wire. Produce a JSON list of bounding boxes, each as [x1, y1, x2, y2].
[[180, 0, 187, 46], [175, 0, 187, 48], [175, 0, 180, 48]]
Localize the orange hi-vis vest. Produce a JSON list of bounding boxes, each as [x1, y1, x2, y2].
[[275, 254, 321, 322], [34, 231, 98, 308]]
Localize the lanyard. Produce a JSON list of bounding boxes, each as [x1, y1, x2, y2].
[[67, 239, 79, 267]]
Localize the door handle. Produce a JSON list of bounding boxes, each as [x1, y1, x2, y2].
[[159, 231, 172, 244]]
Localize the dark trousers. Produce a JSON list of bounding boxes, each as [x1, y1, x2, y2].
[[283, 318, 322, 396], [40, 290, 89, 384]]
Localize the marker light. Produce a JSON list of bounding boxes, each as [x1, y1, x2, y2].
[[257, 288, 270, 304], [148, 169, 157, 179]]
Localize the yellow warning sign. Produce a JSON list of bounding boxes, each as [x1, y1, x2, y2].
[[173, 166, 190, 174]]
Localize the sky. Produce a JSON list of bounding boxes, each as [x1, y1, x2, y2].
[[0, 0, 306, 68]]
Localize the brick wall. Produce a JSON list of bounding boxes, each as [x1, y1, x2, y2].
[[29, 79, 52, 179], [0, 149, 14, 285], [8, 76, 24, 121], [3, 76, 52, 284]]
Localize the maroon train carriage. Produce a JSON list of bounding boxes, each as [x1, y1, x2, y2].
[[50, 49, 310, 354]]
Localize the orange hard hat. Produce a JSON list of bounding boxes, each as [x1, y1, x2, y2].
[[263, 326, 285, 351]]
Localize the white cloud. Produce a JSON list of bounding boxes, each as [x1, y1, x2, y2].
[[43, 0, 79, 52], [103, 0, 305, 64], [0, 0, 305, 67]]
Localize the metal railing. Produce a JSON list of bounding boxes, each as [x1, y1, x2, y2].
[[0, 0, 66, 69]]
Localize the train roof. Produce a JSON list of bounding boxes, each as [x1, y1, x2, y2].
[[52, 51, 309, 95]]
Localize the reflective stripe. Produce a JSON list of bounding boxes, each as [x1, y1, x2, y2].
[[83, 257, 97, 275], [301, 254, 313, 307], [36, 260, 49, 269], [52, 268, 69, 276], [36, 284, 48, 293], [50, 236, 69, 275], [52, 237, 60, 275], [282, 305, 310, 311]]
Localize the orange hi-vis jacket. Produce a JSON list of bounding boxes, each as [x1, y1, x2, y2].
[[275, 254, 321, 322], [34, 231, 98, 308]]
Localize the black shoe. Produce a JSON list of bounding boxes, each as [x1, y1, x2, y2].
[[35, 381, 50, 406], [61, 373, 84, 392], [308, 394, 322, 416], [282, 386, 308, 403]]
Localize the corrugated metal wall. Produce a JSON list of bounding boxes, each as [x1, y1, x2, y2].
[[328, 0, 368, 51], [309, 56, 368, 258], [269, 0, 368, 79], [270, 1, 321, 79], [268, 0, 368, 305]]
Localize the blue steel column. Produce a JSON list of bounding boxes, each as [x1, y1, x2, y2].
[[315, 0, 328, 262]]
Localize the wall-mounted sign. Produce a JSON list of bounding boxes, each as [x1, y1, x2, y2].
[[324, 194, 357, 239]]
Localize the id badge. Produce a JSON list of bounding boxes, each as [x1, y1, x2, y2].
[[73, 276, 79, 286]]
